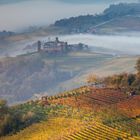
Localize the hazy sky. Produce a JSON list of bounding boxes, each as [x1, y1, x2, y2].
[[0, 0, 138, 31]]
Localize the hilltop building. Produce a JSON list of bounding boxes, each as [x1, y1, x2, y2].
[[37, 37, 88, 55], [43, 37, 67, 54], [37, 40, 42, 52]]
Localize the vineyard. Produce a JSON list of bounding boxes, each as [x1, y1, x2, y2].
[[117, 95, 140, 117], [1, 86, 140, 140], [48, 87, 130, 110], [47, 86, 140, 138], [64, 122, 140, 140]]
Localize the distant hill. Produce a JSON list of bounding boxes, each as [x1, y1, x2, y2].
[[95, 15, 140, 34], [54, 3, 140, 33], [0, 53, 74, 104], [0, 51, 138, 104], [1, 86, 140, 139]]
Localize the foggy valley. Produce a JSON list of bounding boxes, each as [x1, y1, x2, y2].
[[1, 1, 140, 140]]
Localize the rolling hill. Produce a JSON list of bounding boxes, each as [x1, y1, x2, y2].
[[1, 2, 140, 140], [1, 86, 140, 140], [0, 51, 138, 104], [54, 3, 140, 33], [95, 15, 140, 34]]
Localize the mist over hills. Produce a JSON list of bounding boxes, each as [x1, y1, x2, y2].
[[0, 2, 140, 104], [1, 1, 140, 140]]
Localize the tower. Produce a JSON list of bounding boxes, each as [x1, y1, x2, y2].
[[37, 40, 41, 52], [55, 37, 59, 43]]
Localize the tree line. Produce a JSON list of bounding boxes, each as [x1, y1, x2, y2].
[[54, 3, 140, 33]]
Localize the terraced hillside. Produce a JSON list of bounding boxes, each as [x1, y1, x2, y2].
[[117, 95, 140, 117], [64, 122, 140, 140], [48, 87, 129, 110], [1, 86, 140, 140], [47, 86, 140, 137]]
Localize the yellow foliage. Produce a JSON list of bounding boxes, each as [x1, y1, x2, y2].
[[64, 122, 140, 140], [0, 118, 85, 140]]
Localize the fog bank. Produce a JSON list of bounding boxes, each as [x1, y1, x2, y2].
[[58, 34, 140, 55], [0, 1, 106, 31]]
